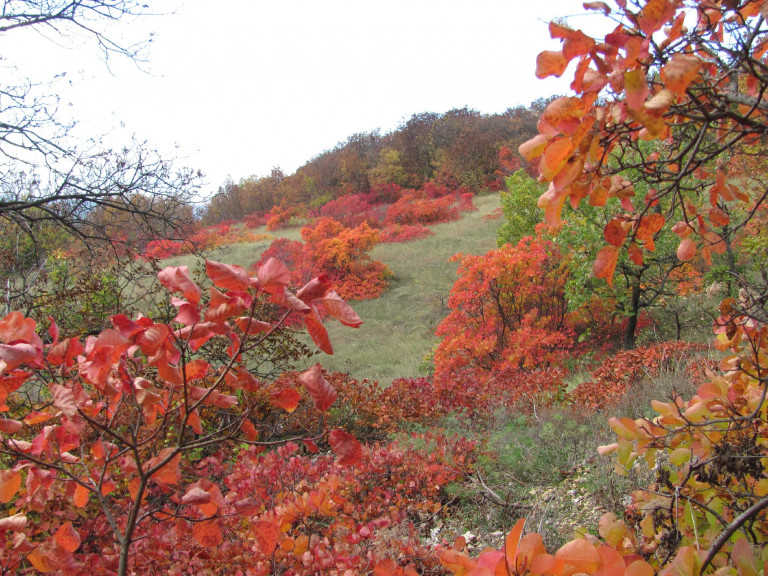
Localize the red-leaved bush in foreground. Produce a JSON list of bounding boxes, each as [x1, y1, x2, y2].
[[0, 258, 364, 575]]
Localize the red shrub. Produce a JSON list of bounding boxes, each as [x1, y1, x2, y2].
[[457, 192, 477, 212], [266, 201, 305, 231], [384, 190, 460, 226], [568, 341, 708, 409], [379, 223, 434, 243], [143, 239, 186, 259], [319, 194, 381, 228]]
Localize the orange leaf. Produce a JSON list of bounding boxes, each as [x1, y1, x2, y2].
[[628, 243, 644, 266], [625, 560, 654, 576], [595, 545, 625, 576], [660, 54, 701, 96], [304, 307, 333, 354], [538, 184, 568, 226], [709, 207, 730, 227], [252, 520, 280, 553], [624, 69, 649, 110], [149, 449, 181, 486], [23, 410, 54, 425], [26, 544, 59, 573], [504, 519, 526, 569], [536, 50, 568, 79], [677, 238, 697, 262], [645, 89, 675, 116], [555, 539, 600, 576], [593, 245, 619, 285], [192, 519, 223, 548], [184, 359, 210, 381], [604, 219, 627, 246], [54, 522, 80, 553], [0, 469, 21, 504], [635, 213, 665, 241], [541, 140, 574, 181], [73, 481, 90, 508], [637, 0, 676, 36], [519, 135, 549, 161], [542, 98, 586, 134], [329, 429, 363, 466], [270, 388, 301, 413], [240, 418, 258, 441]]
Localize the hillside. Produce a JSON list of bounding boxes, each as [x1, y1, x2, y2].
[[163, 194, 502, 382]]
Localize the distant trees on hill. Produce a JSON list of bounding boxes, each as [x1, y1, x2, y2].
[[201, 102, 547, 226]]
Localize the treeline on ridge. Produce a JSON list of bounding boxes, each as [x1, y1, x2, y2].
[[201, 102, 548, 225]]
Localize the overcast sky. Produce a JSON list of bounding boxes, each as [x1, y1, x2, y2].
[[4, 1, 592, 194]]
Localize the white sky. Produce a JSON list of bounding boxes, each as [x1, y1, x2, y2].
[[3, 1, 593, 195]]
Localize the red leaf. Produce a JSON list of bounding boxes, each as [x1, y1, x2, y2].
[[593, 245, 619, 285], [0, 342, 40, 373], [157, 266, 201, 305], [677, 238, 697, 261], [583, 2, 611, 14], [257, 258, 291, 292], [303, 438, 319, 454], [270, 388, 301, 413], [296, 275, 333, 303], [192, 519, 223, 547], [54, 522, 81, 553], [637, 0, 676, 36], [51, 385, 78, 419], [252, 520, 280, 553], [304, 307, 333, 354], [0, 418, 22, 434], [0, 513, 26, 533], [182, 486, 212, 506], [206, 260, 250, 291], [235, 317, 272, 334], [604, 219, 627, 246], [316, 291, 363, 328], [240, 419, 258, 441], [329, 429, 362, 465], [298, 364, 337, 411]]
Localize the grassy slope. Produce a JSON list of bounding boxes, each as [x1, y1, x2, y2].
[[317, 194, 501, 382], [162, 195, 501, 383]]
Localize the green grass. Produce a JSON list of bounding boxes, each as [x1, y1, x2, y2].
[[157, 195, 501, 383], [316, 195, 501, 382]]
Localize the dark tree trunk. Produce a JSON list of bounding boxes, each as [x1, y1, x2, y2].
[[624, 278, 641, 349]]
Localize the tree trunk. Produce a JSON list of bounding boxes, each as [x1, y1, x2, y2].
[[624, 279, 641, 349]]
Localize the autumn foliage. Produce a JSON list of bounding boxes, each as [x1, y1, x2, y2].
[[256, 218, 391, 301], [446, 1, 768, 574], [0, 259, 365, 574], [434, 234, 574, 387]]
